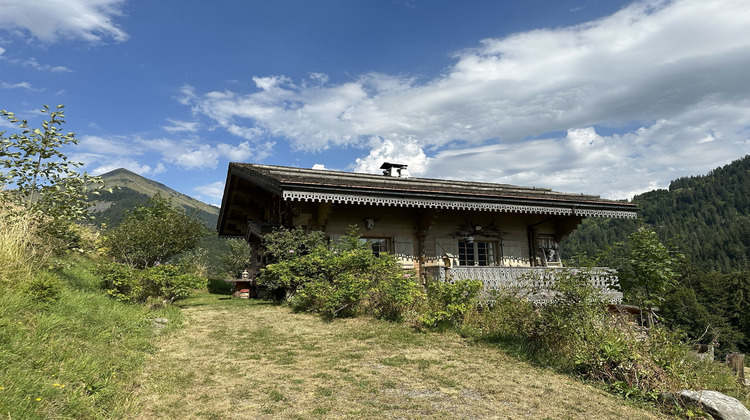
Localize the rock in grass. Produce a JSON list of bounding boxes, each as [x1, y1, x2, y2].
[[677, 390, 750, 420], [153, 317, 169, 330]]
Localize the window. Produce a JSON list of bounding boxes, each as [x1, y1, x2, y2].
[[361, 237, 389, 257], [458, 240, 497, 266]]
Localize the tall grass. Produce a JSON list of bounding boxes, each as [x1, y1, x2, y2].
[[461, 271, 749, 413], [0, 204, 45, 287], [0, 203, 183, 418]]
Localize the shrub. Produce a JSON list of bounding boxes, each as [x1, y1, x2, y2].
[[97, 262, 205, 304], [101, 194, 208, 268], [97, 262, 146, 303], [462, 268, 747, 407], [417, 278, 483, 329], [145, 264, 207, 304], [367, 269, 424, 322], [25, 272, 64, 303], [463, 291, 537, 342], [262, 226, 326, 264], [284, 248, 376, 320], [262, 227, 424, 321]]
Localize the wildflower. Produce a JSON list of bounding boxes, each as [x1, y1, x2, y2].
[[36, 398, 41, 402]]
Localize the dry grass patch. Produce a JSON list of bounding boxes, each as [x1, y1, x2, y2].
[[133, 293, 670, 419]]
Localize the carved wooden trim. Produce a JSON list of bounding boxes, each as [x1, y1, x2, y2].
[[283, 190, 575, 216]]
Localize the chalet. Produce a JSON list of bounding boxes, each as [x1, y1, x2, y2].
[[217, 162, 637, 302]]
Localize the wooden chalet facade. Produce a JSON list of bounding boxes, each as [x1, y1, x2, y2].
[[217, 162, 637, 302]]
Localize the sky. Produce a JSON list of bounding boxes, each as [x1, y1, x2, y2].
[[1, 0, 749, 206]]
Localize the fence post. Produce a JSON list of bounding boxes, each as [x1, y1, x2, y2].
[[726, 353, 746, 384]]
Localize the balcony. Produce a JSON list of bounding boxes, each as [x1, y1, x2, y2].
[[424, 266, 623, 305]]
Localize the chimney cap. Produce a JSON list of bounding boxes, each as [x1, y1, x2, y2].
[[379, 162, 408, 170]]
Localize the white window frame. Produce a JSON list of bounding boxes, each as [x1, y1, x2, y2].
[[458, 240, 499, 266]]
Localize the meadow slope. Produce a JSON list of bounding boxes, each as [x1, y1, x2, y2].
[[133, 294, 668, 419]]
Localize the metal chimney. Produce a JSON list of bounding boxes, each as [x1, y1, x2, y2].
[[379, 162, 410, 178]]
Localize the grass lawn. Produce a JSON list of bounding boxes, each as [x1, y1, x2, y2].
[[133, 291, 669, 419]]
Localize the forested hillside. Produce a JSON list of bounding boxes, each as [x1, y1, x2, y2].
[[562, 155, 750, 272]]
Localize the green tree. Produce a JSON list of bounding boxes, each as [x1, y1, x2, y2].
[[0, 105, 102, 235], [618, 228, 683, 324], [102, 194, 209, 268], [221, 238, 254, 277]]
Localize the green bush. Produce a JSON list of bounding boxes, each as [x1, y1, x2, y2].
[[462, 268, 747, 408], [101, 194, 208, 268], [262, 226, 327, 264], [463, 291, 537, 342], [284, 248, 376, 320], [25, 272, 64, 303], [261, 227, 424, 321], [417, 279, 483, 329], [97, 262, 145, 303], [97, 262, 205, 304], [367, 269, 424, 322], [145, 264, 207, 304]]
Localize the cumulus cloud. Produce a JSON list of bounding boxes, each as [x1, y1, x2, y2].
[[353, 137, 430, 175], [180, 0, 750, 198], [139, 137, 274, 169], [90, 161, 166, 177], [426, 117, 750, 199], [194, 181, 225, 204], [0, 0, 127, 43], [74, 129, 274, 177]]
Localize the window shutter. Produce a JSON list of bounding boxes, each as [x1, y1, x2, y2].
[[501, 239, 526, 265], [393, 237, 414, 258], [435, 238, 458, 257]]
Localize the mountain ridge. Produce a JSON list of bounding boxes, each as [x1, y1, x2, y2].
[[561, 154, 750, 272], [89, 168, 220, 228]]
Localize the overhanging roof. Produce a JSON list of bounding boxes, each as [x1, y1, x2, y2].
[[218, 163, 637, 234]]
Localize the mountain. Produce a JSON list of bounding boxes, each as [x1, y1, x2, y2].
[[561, 155, 750, 272], [89, 168, 220, 228]]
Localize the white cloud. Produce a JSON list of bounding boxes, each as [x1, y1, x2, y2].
[[91, 161, 166, 177], [139, 137, 274, 169], [162, 118, 199, 133], [425, 119, 750, 199], [5, 57, 73, 72], [353, 137, 430, 175], [194, 181, 225, 204], [182, 0, 750, 198], [0, 0, 127, 43], [175, 84, 196, 106], [78, 135, 138, 156], [0, 81, 44, 92]]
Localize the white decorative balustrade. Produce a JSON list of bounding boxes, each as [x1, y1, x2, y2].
[[424, 266, 623, 305]]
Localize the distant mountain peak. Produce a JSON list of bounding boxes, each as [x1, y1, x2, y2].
[[91, 168, 219, 228]]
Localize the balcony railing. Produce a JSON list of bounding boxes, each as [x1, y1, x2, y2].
[[424, 266, 622, 305]]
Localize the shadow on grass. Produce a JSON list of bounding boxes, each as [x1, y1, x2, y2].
[[207, 277, 233, 295]]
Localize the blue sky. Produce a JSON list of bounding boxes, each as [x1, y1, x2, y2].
[[1, 0, 749, 205]]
